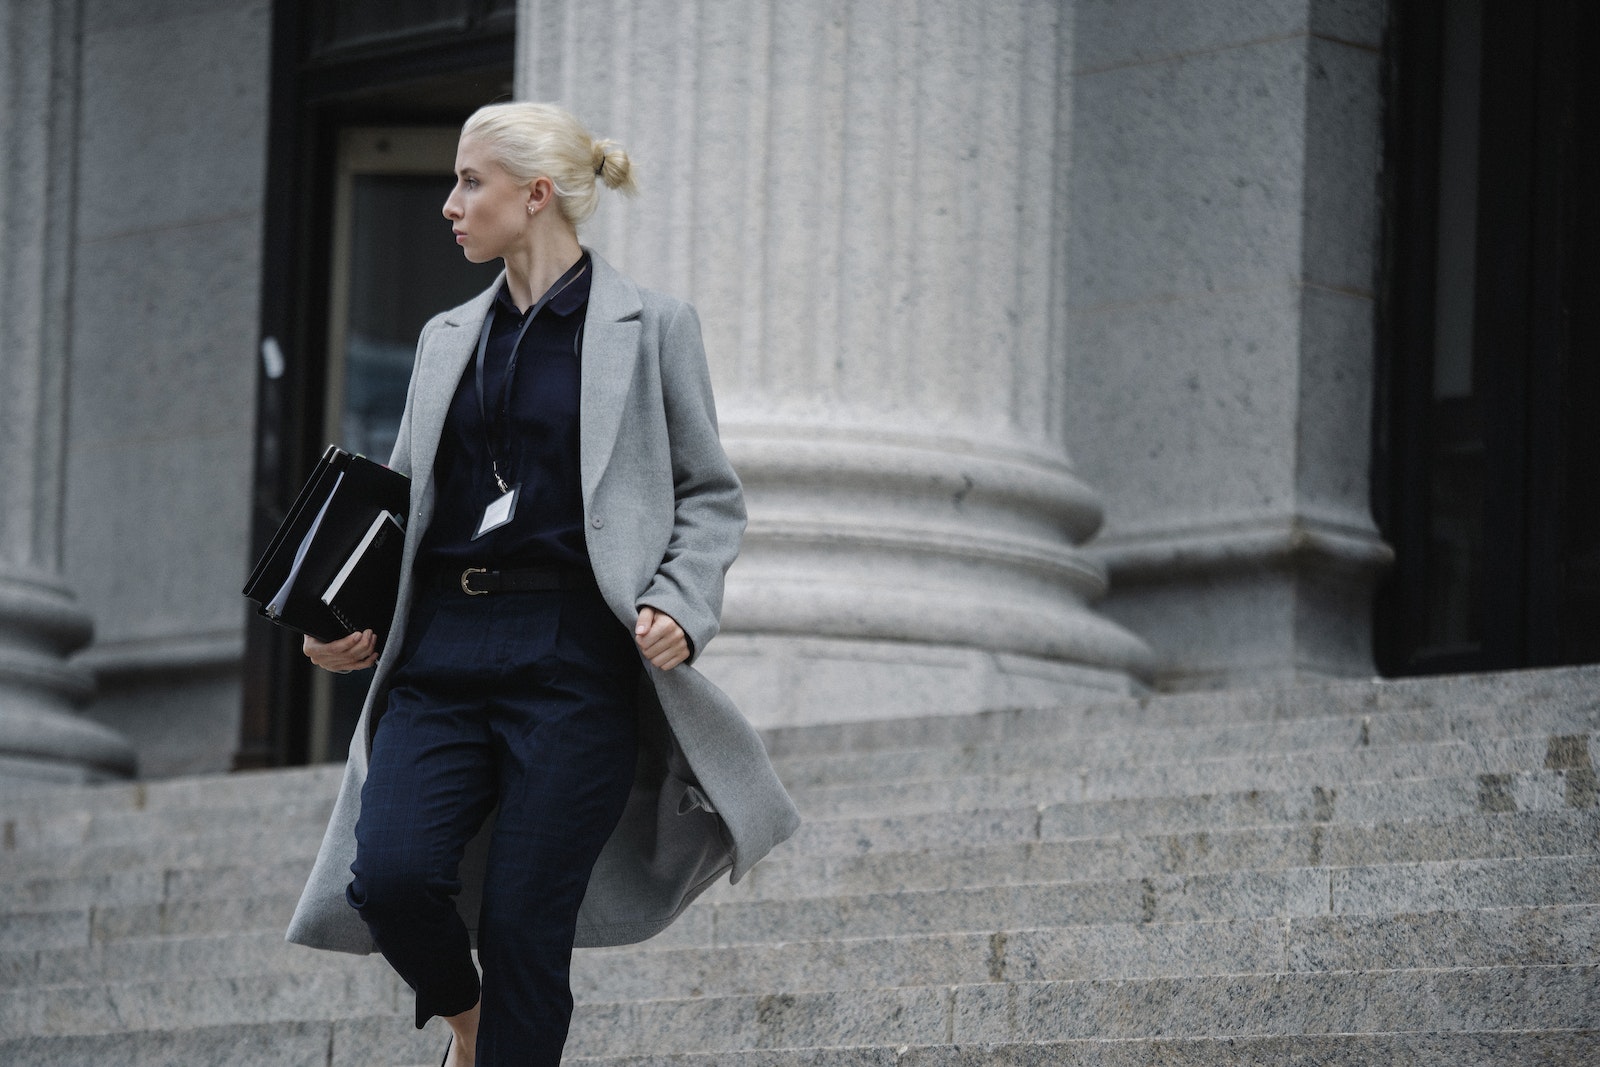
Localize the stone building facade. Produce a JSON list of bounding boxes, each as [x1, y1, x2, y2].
[[1, 0, 1590, 782]]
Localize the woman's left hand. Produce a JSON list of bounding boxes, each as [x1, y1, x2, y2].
[[635, 606, 689, 671]]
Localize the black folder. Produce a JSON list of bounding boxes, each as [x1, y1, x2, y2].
[[242, 445, 410, 644]]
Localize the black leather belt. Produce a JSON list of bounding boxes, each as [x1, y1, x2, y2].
[[433, 566, 596, 597]]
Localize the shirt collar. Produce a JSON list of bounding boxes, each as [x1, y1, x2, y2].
[[494, 252, 592, 319]]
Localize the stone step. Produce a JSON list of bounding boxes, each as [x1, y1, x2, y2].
[[5, 793, 1592, 944], [0, 766, 342, 840], [354, 965, 1600, 1059], [695, 856, 1600, 948], [768, 704, 1600, 783], [737, 808, 1599, 901], [789, 752, 1594, 822], [6, 730, 1593, 886], [566, 1031, 1600, 1067], [0, 1020, 336, 1067], [9, 703, 1578, 856], [756, 664, 1600, 759], [8, 901, 1594, 1004], [0, 826, 322, 884], [3, 668, 1596, 1063], [4, 708, 1590, 875], [0, 928, 371, 990], [8, 845, 1593, 966], [4, 849, 314, 913], [7, 803, 1591, 938], [0, 893, 305, 954], [570, 904, 1600, 1002], [0, 957, 403, 1039], [6, 1024, 1596, 1067], [7, 689, 1593, 852], [787, 773, 1595, 862], [4, 959, 1593, 1048], [772, 730, 1596, 792]]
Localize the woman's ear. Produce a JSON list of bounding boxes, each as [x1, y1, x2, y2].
[[526, 176, 555, 215]]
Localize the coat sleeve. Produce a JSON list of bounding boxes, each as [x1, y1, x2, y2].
[[636, 301, 746, 662]]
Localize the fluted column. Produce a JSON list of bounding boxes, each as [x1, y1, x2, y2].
[[518, 0, 1152, 725], [0, 0, 136, 783]]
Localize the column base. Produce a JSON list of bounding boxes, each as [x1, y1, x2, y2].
[[1092, 517, 1394, 691], [698, 633, 1147, 730], [0, 570, 136, 783]]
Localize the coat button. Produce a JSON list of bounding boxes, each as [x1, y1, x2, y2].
[[591, 516, 604, 529]]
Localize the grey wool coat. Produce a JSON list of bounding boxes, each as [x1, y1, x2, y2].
[[286, 250, 800, 953]]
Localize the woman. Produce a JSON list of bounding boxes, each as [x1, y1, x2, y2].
[[286, 102, 799, 1066]]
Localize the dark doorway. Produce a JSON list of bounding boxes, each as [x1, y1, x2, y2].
[[239, 0, 514, 768], [1374, 0, 1600, 677]]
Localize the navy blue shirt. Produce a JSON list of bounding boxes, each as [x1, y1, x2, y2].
[[419, 257, 591, 571]]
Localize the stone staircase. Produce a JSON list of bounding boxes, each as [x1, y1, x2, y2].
[[2, 666, 1598, 1065]]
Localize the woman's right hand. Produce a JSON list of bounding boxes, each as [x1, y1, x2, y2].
[[303, 630, 379, 674]]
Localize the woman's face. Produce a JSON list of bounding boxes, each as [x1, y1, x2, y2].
[[443, 136, 532, 263]]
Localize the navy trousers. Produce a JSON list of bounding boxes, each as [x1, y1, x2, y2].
[[347, 577, 640, 1065]]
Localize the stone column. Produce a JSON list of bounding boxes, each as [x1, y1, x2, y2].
[[520, 0, 1153, 726], [1063, 0, 1393, 689], [0, 0, 136, 784]]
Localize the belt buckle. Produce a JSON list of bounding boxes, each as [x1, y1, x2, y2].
[[460, 567, 489, 596]]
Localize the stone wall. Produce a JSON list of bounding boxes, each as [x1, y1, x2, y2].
[[64, 0, 273, 776], [1064, 0, 1392, 689]]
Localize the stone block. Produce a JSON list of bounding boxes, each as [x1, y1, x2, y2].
[[950, 966, 1597, 1042], [554, 1032, 1600, 1065], [0, 829, 321, 886], [756, 667, 1600, 760], [0, 963, 398, 1038], [1288, 904, 1600, 972], [66, 428, 256, 644], [0, 1020, 332, 1067], [11, 928, 361, 989], [329, 1012, 448, 1067], [711, 868, 1328, 947], [90, 893, 299, 942], [1309, 0, 1386, 48], [1332, 856, 1600, 914], [1300, 38, 1384, 293], [747, 811, 1598, 903], [76, 2, 269, 242], [1000, 918, 1286, 982], [1073, 0, 1311, 72], [10, 868, 164, 911], [78, 667, 245, 780], [703, 636, 1138, 732], [0, 909, 89, 953], [572, 932, 996, 1003], [563, 986, 951, 1058], [1065, 290, 1304, 533], [1067, 40, 1310, 309]]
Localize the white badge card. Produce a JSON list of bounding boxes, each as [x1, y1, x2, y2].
[[473, 484, 521, 540]]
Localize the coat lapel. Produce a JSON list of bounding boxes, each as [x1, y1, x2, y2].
[[580, 251, 643, 507], [409, 279, 499, 497]]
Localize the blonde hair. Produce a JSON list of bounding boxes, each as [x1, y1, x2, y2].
[[461, 102, 637, 227]]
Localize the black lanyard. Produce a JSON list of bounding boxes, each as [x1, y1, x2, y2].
[[473, 256, 590, 493]]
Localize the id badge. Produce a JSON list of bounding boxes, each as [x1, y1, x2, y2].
[[473, 483, 520, 540]]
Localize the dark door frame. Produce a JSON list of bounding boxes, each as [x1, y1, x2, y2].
[[238, 0, 514, 769], [1373, 0, 1600, 677]]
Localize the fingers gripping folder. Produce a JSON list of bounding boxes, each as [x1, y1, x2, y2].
[[242, 445, 410, 645]]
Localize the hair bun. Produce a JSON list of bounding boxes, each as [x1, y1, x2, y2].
[[590, 138, 636, 195]]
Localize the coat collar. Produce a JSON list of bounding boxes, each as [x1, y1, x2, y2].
[[406, 248, 643, 513]]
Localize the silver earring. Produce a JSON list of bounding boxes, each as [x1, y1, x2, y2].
[[527, 204, 535, 214]]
